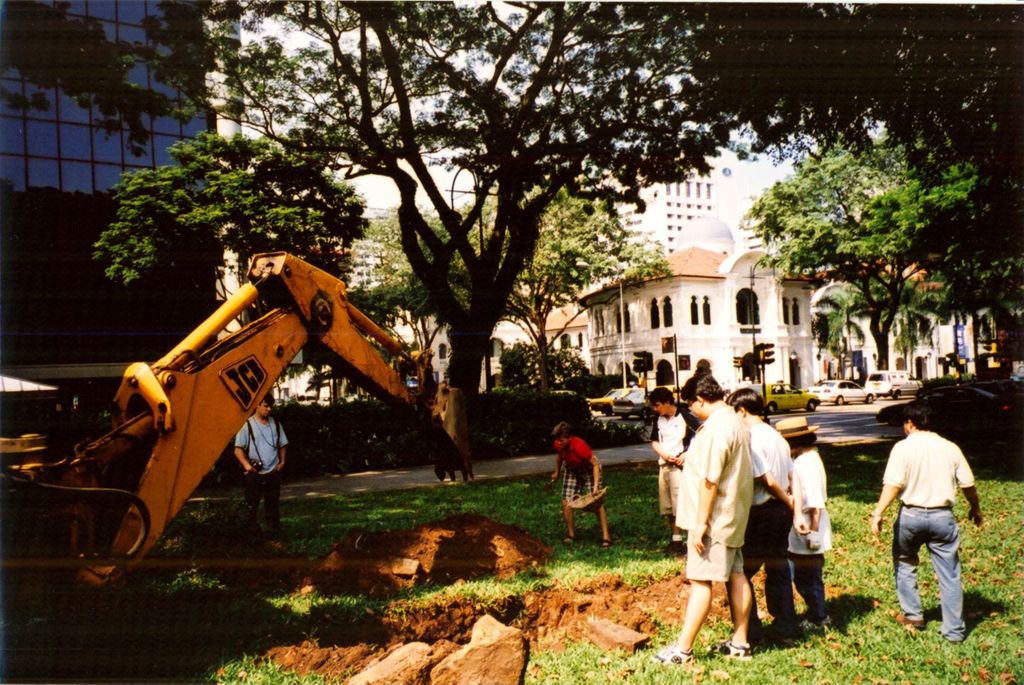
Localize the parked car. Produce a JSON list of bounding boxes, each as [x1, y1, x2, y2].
[[745, 382, 820, 413], [876, 384, 1022, 436], [612, 387, 651, 419], [865, 371, 922, 399], [808, 380, 875, 405], [588, 388, 631, 416]]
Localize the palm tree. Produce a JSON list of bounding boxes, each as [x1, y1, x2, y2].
[[815, 285, 868, 379], [893, 283, 942, 372]]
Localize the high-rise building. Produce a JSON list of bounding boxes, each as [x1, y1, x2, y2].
[[1, 0, 213, 413]]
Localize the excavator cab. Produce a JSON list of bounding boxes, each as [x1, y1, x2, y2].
[[2, 253, 472, 582]]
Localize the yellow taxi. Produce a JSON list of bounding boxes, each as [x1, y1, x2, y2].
[[762, 382, 820, 414], [588, 388, 631, 416]]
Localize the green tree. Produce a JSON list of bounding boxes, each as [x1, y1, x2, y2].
[[750, 140, 977, 369], [893, 284, 943, 373], [814, 285, 867, 380], [94, 132, 366, 290], [498, 342, 589, 392], [159, 2, 745, 394], [347, 209, 443, 355], [502, 190, 668, 392]]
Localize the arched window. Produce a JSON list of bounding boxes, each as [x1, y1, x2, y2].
[[577, 333, 583, 348], [650, 298, 660, 329], [663, 297, 673, 327], [895, 357, 907, 371], [690, 296, 699, 325], [782, 297, 790, 324], [438, 343, 448, 360], [736, 288, 760, 325], [559, 334, 570, 349], [702, 296, 711, 325], [791, 299, 800, 325]]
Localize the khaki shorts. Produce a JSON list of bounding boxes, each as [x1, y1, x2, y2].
[[686, 535, 744, 582], [658, 464, 682, 516]]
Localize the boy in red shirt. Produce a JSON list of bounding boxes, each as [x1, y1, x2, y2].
[[550, 422, 612, 547]]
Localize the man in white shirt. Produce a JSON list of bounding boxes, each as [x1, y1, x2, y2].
[[870, 401, 983, 643], [727, 388, 797, 642], [235, 393, 289, 536], [649, 386, 701, 555]]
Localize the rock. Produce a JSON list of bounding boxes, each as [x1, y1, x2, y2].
[[586, 617, 650, 654], [348, 642, 441, 685], [430, 615, 528, 685], [377, 556, 420, 577]]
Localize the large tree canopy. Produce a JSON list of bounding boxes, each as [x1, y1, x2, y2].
[[503, 189, 668, 392], [95, 132, 366, 289], [160, 1, 738, 392], [749, 140, 979, 369]]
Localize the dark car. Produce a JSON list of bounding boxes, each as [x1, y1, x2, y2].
[[877, 385, 1021, 436]]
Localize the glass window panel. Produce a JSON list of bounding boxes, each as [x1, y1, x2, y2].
[[182, 115, 207, 138], [125, 137, 153, 165], [153, 134, 178, 165], [151, 78, 177, 98], [57, 89, 91, 123], [88, 1, 117, 21], [99, 19, 117, 42], [27, 158, 59, 189], [118, 1, 147, 25], [59, 123, 91, 160], [1, 79, 24, 117], [152, 114, 180, 135], [61, 160, 93, 193], [0, 116, 25, 155], [119, 23, 146, 45], [128, 62, 149, 88], [26, 120, 58, 156], [24, 83, 56, 119], [94, 162, 124, 191], [92, 127, 123, 163], [65, 1, 88, 17], [1, 155, 27, 191]]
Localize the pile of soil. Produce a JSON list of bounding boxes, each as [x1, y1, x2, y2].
[[300, 512, 552, 597], [265, 514, 733, 682]]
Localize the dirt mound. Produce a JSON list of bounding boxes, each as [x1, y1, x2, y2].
[[267, 572, 731, 681], [301, 513, 552, 597]]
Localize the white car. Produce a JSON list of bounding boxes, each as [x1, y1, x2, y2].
[[865, 371, 923, 399], [809, 380, 875, 405]]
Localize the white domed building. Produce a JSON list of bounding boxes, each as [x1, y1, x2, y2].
[[580, 217, 816, 392]]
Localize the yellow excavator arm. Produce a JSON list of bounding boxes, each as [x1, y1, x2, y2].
[[5, 253, 471, 581]]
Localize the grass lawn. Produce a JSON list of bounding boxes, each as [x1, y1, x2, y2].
[[3, 439, 1021, 684]]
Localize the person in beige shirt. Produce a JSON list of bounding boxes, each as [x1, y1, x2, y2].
[[870, 400, 982, 643], [653, 374, 754, 666]]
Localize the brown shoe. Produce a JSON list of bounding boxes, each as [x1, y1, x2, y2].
[[894, 614, 925, 629]]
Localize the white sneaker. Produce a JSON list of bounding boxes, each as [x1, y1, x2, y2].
[[652, 644, 694, 665]]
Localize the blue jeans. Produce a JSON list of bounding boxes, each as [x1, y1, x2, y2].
[[893, 505, 965, 641], [790, 553, 827, 624], [743, 499, 797, 638]]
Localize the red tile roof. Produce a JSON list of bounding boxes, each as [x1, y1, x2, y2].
[[667, 246, 728, 278]]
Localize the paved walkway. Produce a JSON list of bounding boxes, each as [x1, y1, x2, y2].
[[193, 430, 895, 502], [193, 443, 656, 501]]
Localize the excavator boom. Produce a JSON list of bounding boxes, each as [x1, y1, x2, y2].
[[4, 253, 471, 580]]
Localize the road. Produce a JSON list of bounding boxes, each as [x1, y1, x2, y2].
[[195, 400, 906, 501], [609, 398, 907, 445]]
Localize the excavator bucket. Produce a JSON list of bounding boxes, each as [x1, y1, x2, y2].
[[430, 382, 473, 482]]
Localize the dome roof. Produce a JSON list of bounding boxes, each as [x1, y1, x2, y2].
[[683, 216, 735, 253]]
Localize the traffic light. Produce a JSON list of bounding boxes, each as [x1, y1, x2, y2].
[[733, 356, 743, 368], [755, 343, 776, 365], [945, 352, 958, 368], [632, 351, 653, 374]]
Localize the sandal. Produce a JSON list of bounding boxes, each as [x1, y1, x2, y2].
[[601, 538, 612, 548]]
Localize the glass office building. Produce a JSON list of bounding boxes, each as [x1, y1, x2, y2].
[[1, 0, 214, 411], [1, 0, 208, 194]]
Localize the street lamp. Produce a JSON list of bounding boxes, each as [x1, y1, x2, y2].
[[618, 277, 627, 388]]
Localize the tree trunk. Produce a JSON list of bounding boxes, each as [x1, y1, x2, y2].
[[445, 324, 491, 396], [537, 332, 550, 393], [870, 328, 891, 371]]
